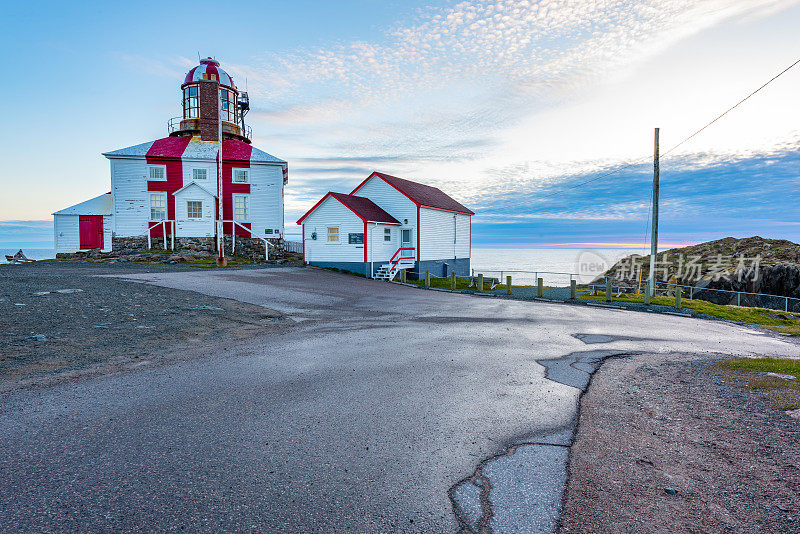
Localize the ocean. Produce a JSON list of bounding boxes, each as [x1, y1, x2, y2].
[[1, 246, 640, 285], [471, 248, 641, 285]]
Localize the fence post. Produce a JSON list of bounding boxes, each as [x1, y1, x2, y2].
[[147, 229, 151, 250], [644, 281, 651, 305], [538, 278, 543, 298], [477, 274, 483, 293], [425, 270, 430, 288], [570, 279, 577, 300], [675, 286, 682, 308], [401, 269, 406, 283], [506, 275, 512, 295], [605, 277, 612, 302], [451, 272, 457, 290], [786, 297, 789, 312], [737, 292, 741, 307]]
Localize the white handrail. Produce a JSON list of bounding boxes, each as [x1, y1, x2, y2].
[[220, 220, 271, 261], [147, 220, 175, 250]]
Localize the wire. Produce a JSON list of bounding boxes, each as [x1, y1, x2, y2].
[[530, 56, 800, 201], [663, 57, 800, 156]]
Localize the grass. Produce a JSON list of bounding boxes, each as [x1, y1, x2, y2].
[[710, 357, 800, 410], [403, 276, 521, 292], [581, 292, 800, 330]]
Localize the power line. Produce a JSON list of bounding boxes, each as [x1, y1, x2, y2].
[[663, 57, 800, 156], [531, 56, 800, 202]]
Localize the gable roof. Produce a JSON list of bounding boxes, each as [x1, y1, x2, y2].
[[352, 172, 474, 215], [172, 182, 217, 198], [53, 193, 112, 216], [297, 192, 400, 225], [103, 136, 286, 164]]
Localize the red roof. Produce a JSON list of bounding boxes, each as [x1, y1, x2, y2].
[[297, 192, 400, 225], [353, 172, 474, 215]]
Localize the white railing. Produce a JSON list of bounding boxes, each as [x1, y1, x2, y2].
[[168, 117, 252, 139], [147, 220, 175, 250], [220, 220, 271, 260], [284, 240, 303, 254]]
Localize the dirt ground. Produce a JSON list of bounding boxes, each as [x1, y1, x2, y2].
[[0, 262, 289, 391], [560, 352, 800, 533]]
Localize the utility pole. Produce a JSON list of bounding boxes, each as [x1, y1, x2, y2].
[[217, 85, 226, 266], [648, 127, 660, 297]]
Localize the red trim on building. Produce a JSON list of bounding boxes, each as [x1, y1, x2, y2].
[[351, 172, 420, 206], [416, 205, 421, 261], [146, 137, 190, 227], [363, 221, 368, 263], [297, 193, 334, 225]]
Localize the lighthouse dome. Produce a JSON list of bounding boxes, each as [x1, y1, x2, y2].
[[183, 58, 236, 90]]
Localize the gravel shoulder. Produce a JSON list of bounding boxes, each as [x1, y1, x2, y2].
[[0, 262, 289, 392], [560, 352, 800, 533]]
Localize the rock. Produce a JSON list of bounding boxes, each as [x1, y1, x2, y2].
[[56, 289, 84, 294], [190, 305, 224, 311], [26, 334, 48, 342], [664, 487, 678, 495]]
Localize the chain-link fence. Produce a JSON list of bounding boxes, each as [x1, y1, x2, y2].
[[588, 279, 800, 313]]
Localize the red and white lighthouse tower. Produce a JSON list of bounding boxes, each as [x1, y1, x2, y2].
[[171, 58, 251, 144], [54, 57, 287, 258]]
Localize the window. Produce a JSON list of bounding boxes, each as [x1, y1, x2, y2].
[[150, 193, 166, 220], [384, 228, 392, 242], [183, 85, 199, 119], [187, 201, 202, 219], [327, 226, 339, 242], [192, 168, 207, 181], [148, 165, 166, 181], [232, 169, 248, 183], [220, 89, 237, 123], [234, 195, 249, 220]]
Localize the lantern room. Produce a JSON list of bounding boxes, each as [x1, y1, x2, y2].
[[168, 58, 252, 143]]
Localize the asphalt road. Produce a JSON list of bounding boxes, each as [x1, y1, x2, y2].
[[1, 267, 797, 532]]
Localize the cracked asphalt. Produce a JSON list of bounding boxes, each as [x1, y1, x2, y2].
[[1, 267, 797, 532]]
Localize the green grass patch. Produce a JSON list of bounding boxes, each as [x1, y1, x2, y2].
[[581, 292, 800, 326], [711, 357, 800, 379], [710, 357, 800, 410]]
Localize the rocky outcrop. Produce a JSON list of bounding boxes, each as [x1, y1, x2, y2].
[[598, 236, 800, 301]]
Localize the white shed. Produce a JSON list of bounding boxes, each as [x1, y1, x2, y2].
[[53, 193, 113, 253]]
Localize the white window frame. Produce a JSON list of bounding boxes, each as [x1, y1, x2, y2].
[[186, 200, 203, 220], [401, 229, 411, 247], [150, 192, 167, 221], [384, 228, 392, 242], [233, 194, 250, 221], [327, 226, 340, 244], [192, 168, 208, 181], [232, 168, 249, 184], [148, 165, 167, 182]]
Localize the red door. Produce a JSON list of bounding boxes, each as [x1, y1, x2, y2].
[[79, 216, 104, 249]]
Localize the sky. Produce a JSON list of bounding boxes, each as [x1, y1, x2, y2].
[[1, 0, 799, 250]]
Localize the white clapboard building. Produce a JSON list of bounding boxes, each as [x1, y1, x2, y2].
[[53, 58, 287, 257], [297, 172, 474, 279]]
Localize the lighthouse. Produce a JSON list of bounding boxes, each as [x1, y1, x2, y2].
[[53, 57, 287, 259]]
